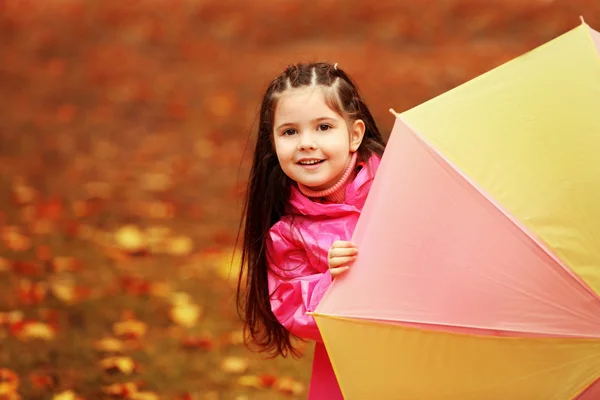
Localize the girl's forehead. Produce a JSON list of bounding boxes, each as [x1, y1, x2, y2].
[[275, 87, 341, 121]]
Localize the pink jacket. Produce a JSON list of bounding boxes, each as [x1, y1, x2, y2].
[[266, 155, 381, 399]]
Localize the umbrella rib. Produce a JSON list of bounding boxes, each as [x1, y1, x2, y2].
[[317, 313, 600, 339], [399, 115, 600, 307]]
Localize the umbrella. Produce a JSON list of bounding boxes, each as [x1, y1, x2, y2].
[[313, 19, 600, 399]]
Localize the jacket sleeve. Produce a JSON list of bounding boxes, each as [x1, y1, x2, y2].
[[266, 220, 332, 343]]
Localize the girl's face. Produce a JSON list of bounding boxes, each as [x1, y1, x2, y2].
[[272, 87, 365, 191]]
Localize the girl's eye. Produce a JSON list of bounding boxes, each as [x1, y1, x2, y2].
[[317, 124, 331, 131], [282, 129, 297, 136]]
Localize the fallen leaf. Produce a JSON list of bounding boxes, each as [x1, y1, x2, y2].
[[0, 311, 23, 326], [11, 261, 42, 276], [120, 276, 152, 296], [274, 377, 305, 396], [237, 375, 263, 390], [0, 368, 19, 395], [49, 279, 77, 303], [166, 235, 194, 256], [113, 318, 147, 340], [0, 257, 10, 272], [99, 356, 137, 375], [209, 248, 242, 285], [36, 197, 64, 220], [94, 337, 125, 353], [101, 382, 139, 396], [219, 356, 249, 374], [148, 281, 171, 298], [114, 225, 147, 254], [170, 302, 202, 327], [221, 330, 245, 346], [13, 320, 56, 341], [52, 390, 83, 400], [168, 291, 193, 306], [30, 219, 54, 235], [35, 245, 53, 261], [258, 374, 278, 388], [129, 392, 160, 400], [12, 183, 38, 205], [181, 335, 216, 351], [17, 279, 47, 305], [1, 226, 31, 252], [29, 371, 57, 390], [50, 256, 81, 273]]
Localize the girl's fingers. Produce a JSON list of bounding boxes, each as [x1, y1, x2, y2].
[[330, 266, 350, 278], [329, 255, 357, 269], [329, 247, 358, 259], [331, 240, 357, 249]]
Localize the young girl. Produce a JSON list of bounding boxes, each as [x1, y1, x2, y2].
[[237, 62, 386, 398]]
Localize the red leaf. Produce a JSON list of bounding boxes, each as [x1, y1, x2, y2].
[[181, 335, 216, 351]]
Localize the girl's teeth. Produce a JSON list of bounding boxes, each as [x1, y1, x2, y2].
[[301, 160, 320, 165]]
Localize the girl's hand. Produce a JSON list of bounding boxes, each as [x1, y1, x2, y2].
[[328, 241, 358, 278]]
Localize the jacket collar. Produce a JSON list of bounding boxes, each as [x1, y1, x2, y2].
[[285, 154, 381, 217]]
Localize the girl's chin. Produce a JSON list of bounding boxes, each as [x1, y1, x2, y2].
[[299, 181, 334, 191]]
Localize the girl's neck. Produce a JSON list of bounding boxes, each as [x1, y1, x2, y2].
[[297, 152, 358, 203]]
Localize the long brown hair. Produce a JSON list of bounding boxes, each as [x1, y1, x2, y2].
[[237, 62, 386, 357]]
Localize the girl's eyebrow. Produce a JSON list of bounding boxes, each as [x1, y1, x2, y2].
[[275, 116, 336, 131]]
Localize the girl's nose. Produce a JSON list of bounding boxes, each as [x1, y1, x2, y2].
[[297, 132, 317, 150]]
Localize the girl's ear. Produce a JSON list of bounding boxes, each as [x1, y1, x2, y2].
[[350, 119, 366, 152]]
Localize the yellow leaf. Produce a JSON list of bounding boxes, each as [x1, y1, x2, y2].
[[237, 375, 262, 389], [0, 368, 19, 395], [18, 322, 55, 341], [220, 356, 249, 374], [114, 225, 146, 253], [170, 303, 202, 327], [168, 291, 192, 306], [129, 392, 160, 400], [50, 280, 75, 303], [94, 337, 125, 353], [113, 319, 147, 339], [99, 356, 136, 374], [211, 248, 242, 284], [1, 226, 31, 252], [167, 235, 194, 256], [52, 390, 77, 400]]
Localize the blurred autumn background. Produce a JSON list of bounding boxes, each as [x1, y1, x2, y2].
[[0, 1, 599, 399]]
